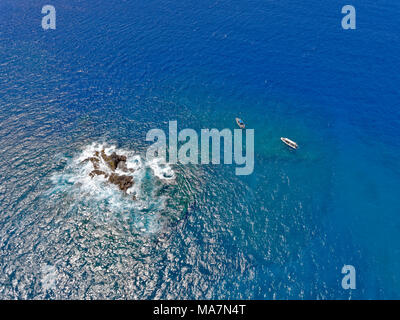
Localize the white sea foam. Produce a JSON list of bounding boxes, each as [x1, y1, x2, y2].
[[48, 142, 176, 233]]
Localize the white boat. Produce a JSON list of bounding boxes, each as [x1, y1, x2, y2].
[[281, 137, 298, 149], [236, 118, 245, 129]]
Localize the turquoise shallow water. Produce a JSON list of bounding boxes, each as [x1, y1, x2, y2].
[[0, 0, 400, 299]]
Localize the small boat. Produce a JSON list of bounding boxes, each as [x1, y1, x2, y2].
[[236, 118, 245, 129], [281, 137, 298, 149]]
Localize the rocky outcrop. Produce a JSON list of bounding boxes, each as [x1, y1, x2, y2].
[[84, 149, 135, 193], [88, 157, 100, 169], [81, 157, 100, 169]]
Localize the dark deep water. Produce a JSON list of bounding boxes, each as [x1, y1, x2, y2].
[[0, 0, 399, 299]]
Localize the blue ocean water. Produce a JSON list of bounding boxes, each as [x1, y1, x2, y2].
[[0, 0, 399, 299]]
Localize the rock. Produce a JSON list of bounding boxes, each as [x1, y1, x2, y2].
[[89, 170, 107, 178], [108, 173, 134, 192], [88, 157, 100, 169], [110, 152, 127, 168], [82, 149, 136, 197]]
